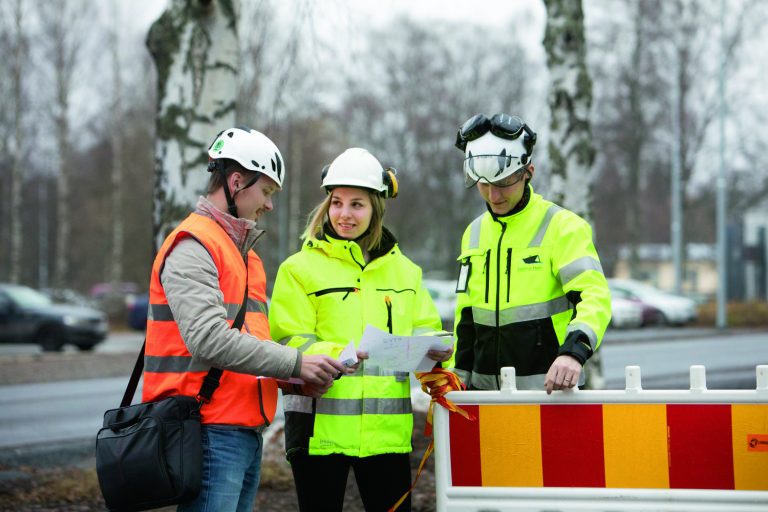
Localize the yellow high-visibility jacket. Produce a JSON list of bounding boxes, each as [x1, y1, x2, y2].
[[453, 186, 611, 390], [269, 228, 442, 458]]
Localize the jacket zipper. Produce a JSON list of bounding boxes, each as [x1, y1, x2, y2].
[[484, 250, 491, 304], [495, 222, 507, 388], [384, 296, 393, 334], [348, 247, 365, 270], [506, 248, 512, 302], [311, 287, 359, 300]]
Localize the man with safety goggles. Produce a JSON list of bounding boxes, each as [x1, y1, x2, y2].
[[450, 113, 611, 394]]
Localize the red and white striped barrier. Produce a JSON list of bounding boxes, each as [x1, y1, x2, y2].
[[433, 365, 768, 511]]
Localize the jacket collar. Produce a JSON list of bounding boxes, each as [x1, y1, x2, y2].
[[195, 196, 265, 255], [488, 184, 539, 224], [304, 226, 399, 265]]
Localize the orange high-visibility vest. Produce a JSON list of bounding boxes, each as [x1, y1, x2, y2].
[[142, 213, 278, 427]]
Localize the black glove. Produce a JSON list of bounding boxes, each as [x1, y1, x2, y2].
[[557, 330, 592, 366]]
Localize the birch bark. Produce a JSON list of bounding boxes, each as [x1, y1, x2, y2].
[[147, 0, 240, 246]]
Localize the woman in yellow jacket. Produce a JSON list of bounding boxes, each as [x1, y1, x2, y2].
[[269, 148, 451, 511]]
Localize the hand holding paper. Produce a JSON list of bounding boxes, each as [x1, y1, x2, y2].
[[358, 325, 453, 372]]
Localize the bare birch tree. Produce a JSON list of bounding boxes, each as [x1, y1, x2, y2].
[[110, 0, 125, 285], [543, 0, 595, 222], [39, 0, 90, 288], [8, 0, 25, 284], [146, 0, 239, 246], [543, 0, 603, 389]]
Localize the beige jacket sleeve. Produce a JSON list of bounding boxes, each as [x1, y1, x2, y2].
[[161, 238, 298, 379]]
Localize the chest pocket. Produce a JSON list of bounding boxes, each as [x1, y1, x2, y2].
[[310, 286, 360, 336], [374, 288, 416, 336], [507, 246, 555, 304], [457, 248, 489, 302]]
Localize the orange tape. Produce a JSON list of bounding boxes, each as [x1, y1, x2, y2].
[[387, 368, 474, 512]]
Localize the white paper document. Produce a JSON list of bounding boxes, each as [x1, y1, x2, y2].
[[358, 325, 452, 372], [338, 340, 359, 367]]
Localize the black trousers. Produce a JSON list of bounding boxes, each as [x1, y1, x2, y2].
[[290, 452, 412, 512]]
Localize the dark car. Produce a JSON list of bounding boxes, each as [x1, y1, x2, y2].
[[0, 283, 109, 351], [127, 292, 148, 331]]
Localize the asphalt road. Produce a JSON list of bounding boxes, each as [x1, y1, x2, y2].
[[0, 328, 766, 450], [0, 330, 144, 355]]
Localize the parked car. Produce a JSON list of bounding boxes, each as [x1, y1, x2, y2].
[[609, 296, 643, 329], [0, 283, 109, 351], [89, 281, 140, 321], [127, 292, 149, 331], [42, 287, 99, 309], [422, 279, 457, 331], [608, 278, 697, 326]]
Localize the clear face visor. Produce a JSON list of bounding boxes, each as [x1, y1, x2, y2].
[[463, 154, 527, 188]]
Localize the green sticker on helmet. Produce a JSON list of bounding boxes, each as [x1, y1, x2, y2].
[[213, 139, 225, 152]]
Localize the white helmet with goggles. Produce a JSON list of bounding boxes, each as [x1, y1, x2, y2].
[[207, 126, 285, 188], [455, 113, 536, 188], [321, 148, 398, 199]]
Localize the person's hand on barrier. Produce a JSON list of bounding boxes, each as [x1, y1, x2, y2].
[[544, 355, 582, 395], [300, 354, 347, 386]]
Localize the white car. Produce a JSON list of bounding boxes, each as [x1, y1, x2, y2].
[[610, 296, 644, 329], [608, 278, 697, 326], [422, 278, 457, 330]]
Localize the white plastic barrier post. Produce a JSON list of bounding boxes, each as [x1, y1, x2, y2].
[[433, 365, 768, 512]]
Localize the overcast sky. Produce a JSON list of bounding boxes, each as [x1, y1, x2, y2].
[[126, 0, 547, 56]]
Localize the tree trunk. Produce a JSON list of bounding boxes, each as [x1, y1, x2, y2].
[[9, 0, 23, 284], [110, 0, 124, 285], [626, 1, 646, 278], [544, 0, 603, 389], [542, 0, 595, 222], [53, 38, 71, 289], [147, 0, 240, 247]]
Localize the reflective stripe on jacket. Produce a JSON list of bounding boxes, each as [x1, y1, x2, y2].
[[453, 187, 611, 390], [143, 213, 278, 427], [269, 231, 442, 457]]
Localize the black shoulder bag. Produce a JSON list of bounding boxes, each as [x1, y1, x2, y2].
[[95, 284, 249, 512]]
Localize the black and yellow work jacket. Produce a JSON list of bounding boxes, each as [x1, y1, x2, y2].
[[453, 186, 611, 390]]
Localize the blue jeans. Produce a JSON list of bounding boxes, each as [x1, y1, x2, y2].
[[178, 426, 264, 512]]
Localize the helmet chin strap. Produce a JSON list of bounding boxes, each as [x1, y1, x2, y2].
[[221, 169, 261, 219], [220, 169, 239, 218]]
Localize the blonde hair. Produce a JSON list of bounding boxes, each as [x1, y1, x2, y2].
[[302, 188, 386, 251]]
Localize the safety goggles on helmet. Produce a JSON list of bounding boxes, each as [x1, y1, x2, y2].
[[456, 113, 537, 189], [455, 113, 534, 152], [461, 132, 532, 188]]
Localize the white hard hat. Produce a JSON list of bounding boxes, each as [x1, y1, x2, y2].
[[463, 132, 531, 187], [207, 127, 285, 188], [321, 148, 398, 198]]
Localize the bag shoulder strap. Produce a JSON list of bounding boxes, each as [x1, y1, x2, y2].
[[120, 273, 250, 408]]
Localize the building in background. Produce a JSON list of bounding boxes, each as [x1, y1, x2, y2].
[[740, 200, 768, 301], [613, 244, 717, 301]]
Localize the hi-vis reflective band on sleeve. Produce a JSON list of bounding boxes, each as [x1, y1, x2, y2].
[[448, 403, 768, 491]]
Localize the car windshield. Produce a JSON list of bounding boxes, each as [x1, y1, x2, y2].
[[3, 286, 52, 308]]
